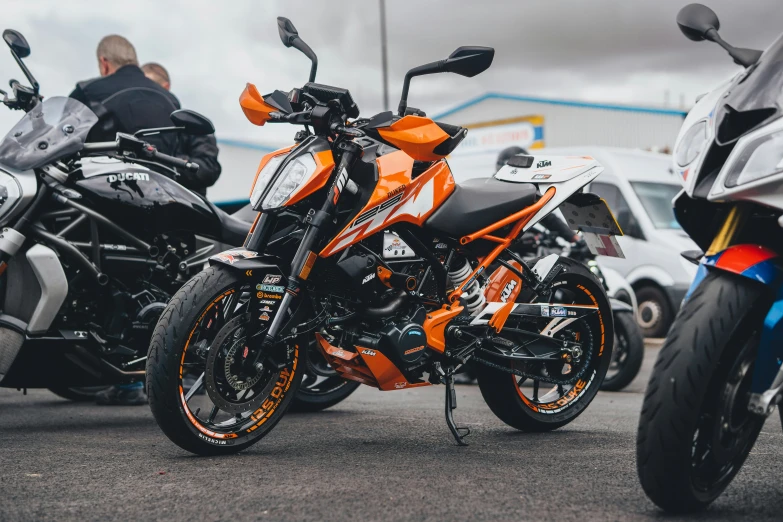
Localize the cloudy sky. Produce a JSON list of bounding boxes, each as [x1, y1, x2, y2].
[[0, 0, 780, 146]]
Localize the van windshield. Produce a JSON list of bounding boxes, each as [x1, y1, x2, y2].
[[631, 182, 682, 230]]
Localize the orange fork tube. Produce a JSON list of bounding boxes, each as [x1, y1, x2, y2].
[[449, 187, 556, 303]]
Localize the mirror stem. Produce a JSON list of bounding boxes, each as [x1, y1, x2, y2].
[[397, 60, 444, 116], [11, 52, 38, 94], [292, 38, 318, 83]]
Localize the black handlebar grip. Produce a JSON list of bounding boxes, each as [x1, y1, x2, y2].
[[151, 149, 199, 172], [81, 142, 118, 153]]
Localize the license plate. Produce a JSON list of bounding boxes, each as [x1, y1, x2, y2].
[[561, 195, 625, 258]]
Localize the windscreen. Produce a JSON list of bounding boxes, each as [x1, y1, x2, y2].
[[0, 96, 97, 170], [716, 33, 783, 144]]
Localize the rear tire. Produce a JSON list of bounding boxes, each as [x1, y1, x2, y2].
[[636, 271, 767, 513], [600, 311, 644, 391], [477, 258, 613, 432], [147, 266, 302, 456]]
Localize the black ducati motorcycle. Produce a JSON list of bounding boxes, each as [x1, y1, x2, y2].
[[0, 29, 357, 410], [0, 30, 255, 397]]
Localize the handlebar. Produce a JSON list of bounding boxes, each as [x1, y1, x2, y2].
[[81, 136, 199, 173], [81, 142, 118, 153], [145, 145, 199, 173]]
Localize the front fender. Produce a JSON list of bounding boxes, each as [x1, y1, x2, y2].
[[209, 248, 289, 293], [685, 244, 783, 395]]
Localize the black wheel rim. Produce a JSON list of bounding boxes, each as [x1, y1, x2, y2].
[[510, 282, 604, 413], [177, 286, 298, 438], [690, 337, 764, 494]]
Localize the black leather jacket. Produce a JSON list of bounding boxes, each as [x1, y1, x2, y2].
[[70, 65, 221, 195]]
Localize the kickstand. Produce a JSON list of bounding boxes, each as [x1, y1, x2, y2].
[[444, 370, 470, 446]]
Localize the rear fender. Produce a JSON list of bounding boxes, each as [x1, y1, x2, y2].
[[609, 298, 634, 313], [688, 244, 783, 395]]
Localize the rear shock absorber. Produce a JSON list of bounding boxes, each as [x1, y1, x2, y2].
[[448, 258, 486, 315]]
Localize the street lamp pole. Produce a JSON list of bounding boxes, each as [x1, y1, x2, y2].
[[380, 0, 389, 111]]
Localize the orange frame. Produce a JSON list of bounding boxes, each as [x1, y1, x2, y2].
[[448, 187, 556, 303]]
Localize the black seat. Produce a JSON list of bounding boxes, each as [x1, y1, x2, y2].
[[425, 177, 538, 238], [207, 202, 253, 245]]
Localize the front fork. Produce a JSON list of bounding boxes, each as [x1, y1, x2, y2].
[[244, 143, 359, 369], [686, 205, 783, 416]]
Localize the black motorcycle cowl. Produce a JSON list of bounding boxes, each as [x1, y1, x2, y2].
[[75, 168, 223, 239]]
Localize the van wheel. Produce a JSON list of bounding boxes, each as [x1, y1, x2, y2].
[[635, 285, 672, 338]]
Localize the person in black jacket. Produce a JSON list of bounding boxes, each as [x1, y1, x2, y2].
[[69, 35, 181, 156], [141, 62, 222, 196]]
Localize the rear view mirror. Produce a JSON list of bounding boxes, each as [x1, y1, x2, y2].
[[277, 17, 299, 47], [676, 3, 720, 41], [2, 29, 30, 58], [171, 109, 215, 136], [441, 47, 494, 78], [398, 45, 495, 115], [276, 17, 318, 83], [676, 4, 761, 67]]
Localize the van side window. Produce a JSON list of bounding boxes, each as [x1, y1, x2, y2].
[[590, 182, 643, 239]]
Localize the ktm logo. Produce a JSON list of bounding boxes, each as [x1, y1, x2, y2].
[[536, 160, 551, 169], [500, 280, 518, 303]]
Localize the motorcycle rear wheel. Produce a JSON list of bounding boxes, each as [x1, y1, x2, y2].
[[477, 258, 613, 432], [600, 310, 644, 391], [147, 266, 302, 456], [636, 271, 766, 513]]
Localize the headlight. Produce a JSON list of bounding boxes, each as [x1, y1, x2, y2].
[[249, 153, 288, 207], [724, 129, 783, 187], [0, 171, 22, 225], [675, 120, 708, 167], [262, 154, 316, 210]]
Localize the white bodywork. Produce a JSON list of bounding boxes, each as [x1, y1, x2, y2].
[[529, 147, 698, 308], [494, 155, 604, 232]]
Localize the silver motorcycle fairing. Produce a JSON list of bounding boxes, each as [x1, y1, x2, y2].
[[24, 244, 68, 334]]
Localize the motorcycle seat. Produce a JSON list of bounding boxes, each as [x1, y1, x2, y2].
[[424, 176, 538, 238], [208, 203, 253, 245]]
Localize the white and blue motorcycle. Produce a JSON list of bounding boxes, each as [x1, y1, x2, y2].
[[637, 4, 783, 513]]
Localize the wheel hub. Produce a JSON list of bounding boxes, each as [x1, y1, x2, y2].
[[205, 314, 273, 414], [638, 300, 661, 329]]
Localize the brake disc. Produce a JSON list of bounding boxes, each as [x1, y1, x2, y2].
[[204, 314, 273, 414]]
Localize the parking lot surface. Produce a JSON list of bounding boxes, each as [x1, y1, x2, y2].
[[1, 342, 782, 521]]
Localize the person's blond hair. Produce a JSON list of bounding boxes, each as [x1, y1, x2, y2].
[[141, 62, 170, 87], [96, 35, 138, 68]]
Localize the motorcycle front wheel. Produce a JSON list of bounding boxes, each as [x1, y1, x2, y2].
[[636, 271, 767, 513], [146, 266, 302, 456], [600, 310, 644, 391]]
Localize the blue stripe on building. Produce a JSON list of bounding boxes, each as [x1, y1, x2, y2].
[[433, 92, 688, 120]]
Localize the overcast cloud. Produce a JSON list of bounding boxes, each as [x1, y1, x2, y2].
[[0, 0, 780, 145]]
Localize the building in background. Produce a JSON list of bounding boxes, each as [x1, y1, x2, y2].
[[210, 92, 687, 203], [436, 92, 686, 179]]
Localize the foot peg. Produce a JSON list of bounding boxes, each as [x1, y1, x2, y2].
[[442, 366, 470, 446]]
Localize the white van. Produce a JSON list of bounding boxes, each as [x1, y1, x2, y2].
[[538, 147, 698, 337]]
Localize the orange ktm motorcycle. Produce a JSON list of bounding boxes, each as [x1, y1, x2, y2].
[[146, 17, 624, 455]]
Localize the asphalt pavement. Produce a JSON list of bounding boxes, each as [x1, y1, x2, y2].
[[1, 341, 782, 522]]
